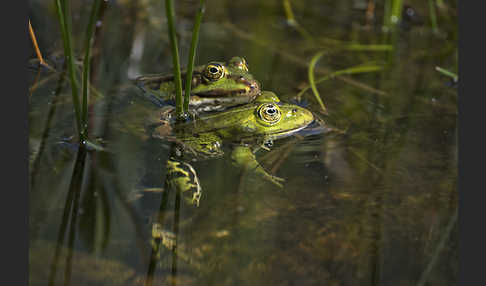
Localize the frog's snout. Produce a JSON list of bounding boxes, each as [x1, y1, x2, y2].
[[237, 76, 260, 92], [295, 107, 315, 126]]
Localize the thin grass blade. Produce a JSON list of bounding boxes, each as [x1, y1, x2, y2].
[[184, 0, 206, 113], [298, 62, 384, 100], [165, 0, 184, 118], [342, 44, 393, 51], [81, 0, 102, 129], [54, 0, 83, 138], [308, 51, 328, 114], [428, 0, 439, 33], [435, 66, 458, 82]]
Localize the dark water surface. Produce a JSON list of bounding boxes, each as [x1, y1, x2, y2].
[[29, 0, 457, 285]]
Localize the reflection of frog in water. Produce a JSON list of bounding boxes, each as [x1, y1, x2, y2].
[[135, 56, 261, 112]]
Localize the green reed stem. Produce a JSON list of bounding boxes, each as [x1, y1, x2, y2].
[[165, 0, 184, 118], [343, 44, 393, 51], [428, 0, 439, 33], [435, 66, 458, 82], [54, 0, 83, 138], [81, 0, 102, 130], [308, 51, 328, 114], [390, 0, 403, 24], [383, 0, 403, 30], [298, 62, 384, 100], [184, 0, 206, 113], [383, 0, 392, 29], [282, 0, 314, 42], [282, 0, 296, 25]]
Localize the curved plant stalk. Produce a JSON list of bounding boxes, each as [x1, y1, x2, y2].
[[297, 62, 384, 100], [184, 0, 206, 112], [308, 51, 328, 114], [81, 0, 102, 129], [165, 0, 184, 118], [223, 22, 387, 96]]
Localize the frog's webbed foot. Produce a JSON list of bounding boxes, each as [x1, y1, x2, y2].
[[258, 173, 285, 188], [231, 145, 285, 188], [166, 158, 202, 207], [269, 175, 285, 188]]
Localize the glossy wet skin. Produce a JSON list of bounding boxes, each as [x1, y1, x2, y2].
[[154, 92, 315, 249], [135, 56, 261, 109], [163, 91, 315, 200], [178, 91, 314, 143]]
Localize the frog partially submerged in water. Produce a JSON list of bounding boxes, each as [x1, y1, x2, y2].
[[152, 91, 314, 207], [135, 56, 261, 112]]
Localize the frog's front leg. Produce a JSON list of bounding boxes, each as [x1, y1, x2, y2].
[[230, 145, 285, 188], [166, 158, 202, 207]]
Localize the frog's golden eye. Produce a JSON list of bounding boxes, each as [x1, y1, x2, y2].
[[257, 103, 282, 125], [203, 63, 225, 81], [229, 57, 249, 72]]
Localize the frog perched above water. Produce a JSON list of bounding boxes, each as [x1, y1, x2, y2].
[[135, 56, 261, 112], [153, 91, 315, 206]]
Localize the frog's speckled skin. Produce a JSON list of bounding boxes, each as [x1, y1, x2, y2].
[[135, 56, 261, 111], [162, 91, 315, 206]]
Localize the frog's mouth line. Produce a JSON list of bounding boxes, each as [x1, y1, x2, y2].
[[194, 82, 260, 97], [268, 122, 315, 139], [235, 119, 316, 140]]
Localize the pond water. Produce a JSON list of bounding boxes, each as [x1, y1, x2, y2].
[[29, 0, 457, 285]]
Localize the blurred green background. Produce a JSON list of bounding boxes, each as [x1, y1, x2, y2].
[[29, 0, 457, 285]]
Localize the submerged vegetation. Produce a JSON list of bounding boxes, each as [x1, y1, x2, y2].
[[29, 0, 457, 285]]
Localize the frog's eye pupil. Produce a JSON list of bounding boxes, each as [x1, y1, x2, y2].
[[257, 103, 282, 125], [204, 63, 224, 81]]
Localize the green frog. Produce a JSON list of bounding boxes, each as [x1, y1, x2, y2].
[[147, 91, 319, 260], [154, 91, 314, 207], [135, 56, 261, 112]]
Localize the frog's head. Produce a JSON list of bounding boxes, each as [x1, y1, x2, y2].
[[249, 101, 315, 138], [135, 57, 261, 107], [178, 98, 314, 142], [191, 57, 261, 98]]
